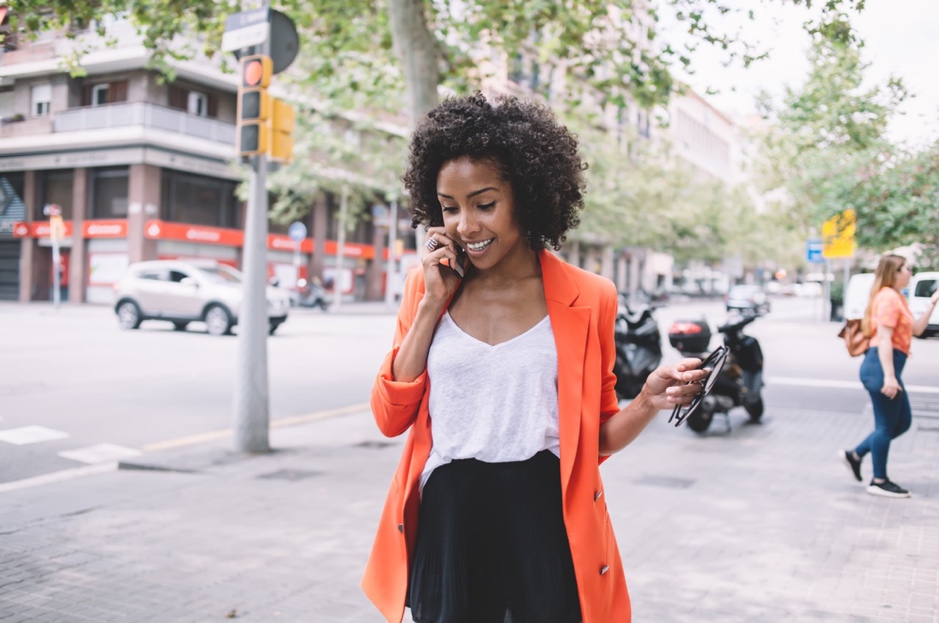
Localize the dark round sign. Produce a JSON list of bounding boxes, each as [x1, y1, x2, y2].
[[269, 10, 299, 74], [233, 10, 298, 75]]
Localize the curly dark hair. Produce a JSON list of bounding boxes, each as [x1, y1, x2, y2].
[[403, 93, 586, 251]]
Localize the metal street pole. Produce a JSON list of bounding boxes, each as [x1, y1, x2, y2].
[[233, 41, 271, 454], [333, 185, 348, 310], [384, 200, 398, 307]]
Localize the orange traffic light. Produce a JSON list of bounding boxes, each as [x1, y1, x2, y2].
[[240, 55, 272, 89], [238, 55, 273, 156]]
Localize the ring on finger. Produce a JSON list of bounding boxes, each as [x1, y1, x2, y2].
[[425, 237, 439, 252]]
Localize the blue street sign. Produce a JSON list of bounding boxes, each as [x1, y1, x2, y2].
[[806, 238, 824, 263], [287, 221, 307, 242]]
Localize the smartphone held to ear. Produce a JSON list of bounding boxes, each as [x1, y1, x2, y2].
[[445, 246, 466, 278]]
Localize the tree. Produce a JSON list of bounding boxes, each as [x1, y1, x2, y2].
[[8, 0, 871, 259], [756, 14, 939, 265], [9, 0, 867, 126]]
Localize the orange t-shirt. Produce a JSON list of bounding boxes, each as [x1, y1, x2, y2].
[[869, 287, 913, 355]]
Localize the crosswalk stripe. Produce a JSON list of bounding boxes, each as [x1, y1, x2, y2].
[[768, 377, 939, 394]]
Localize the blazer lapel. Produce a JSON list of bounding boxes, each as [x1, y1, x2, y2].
[[541, 252, 589, 494]]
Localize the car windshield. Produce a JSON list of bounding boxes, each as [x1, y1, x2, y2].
[[196, 266, 242, 284], [729, 286, 760, 297], [914, 279, 937, 297]]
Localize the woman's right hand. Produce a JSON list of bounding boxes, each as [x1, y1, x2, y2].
[[421, 227, 463, 307], [881, 377, 902, 399]]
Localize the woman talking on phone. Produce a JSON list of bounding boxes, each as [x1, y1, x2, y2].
[[360, 93, 708, 623], [840, 254, 939, 498]]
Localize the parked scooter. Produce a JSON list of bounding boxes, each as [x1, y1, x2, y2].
[[667, 311, 764, 433], [613, 296, 663, 400], [291, 277, 331, 311]]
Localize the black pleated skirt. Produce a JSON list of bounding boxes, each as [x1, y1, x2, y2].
[[407, 450, 582, 623]]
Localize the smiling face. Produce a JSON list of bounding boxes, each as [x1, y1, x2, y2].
[[436, 156, 529, 273]]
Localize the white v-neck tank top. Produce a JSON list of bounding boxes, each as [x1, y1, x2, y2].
[[420, 311, 560, 491]]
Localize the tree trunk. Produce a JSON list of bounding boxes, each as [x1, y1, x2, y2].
[[388, 0, 440, 129]]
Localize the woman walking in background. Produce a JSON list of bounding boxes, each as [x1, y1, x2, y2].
[[361, 93, 708, 623], [840, 254, 939, 497]]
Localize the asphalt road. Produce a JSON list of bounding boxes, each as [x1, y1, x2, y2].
[[1, 295, 937, 485]]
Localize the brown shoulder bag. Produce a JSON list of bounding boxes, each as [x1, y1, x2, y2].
[[838, 319, 870, 357]]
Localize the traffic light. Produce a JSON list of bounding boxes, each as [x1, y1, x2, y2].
[[237, 55, 273, 156], [270, 98, 295, 163]]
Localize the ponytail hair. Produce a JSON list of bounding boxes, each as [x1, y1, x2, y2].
[[861, 253, 906, 336]]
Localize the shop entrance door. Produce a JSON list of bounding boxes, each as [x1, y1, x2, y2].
[[0, 240, 20, 301]]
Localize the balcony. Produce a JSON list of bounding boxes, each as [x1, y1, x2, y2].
[[53, 103, 235, 145]]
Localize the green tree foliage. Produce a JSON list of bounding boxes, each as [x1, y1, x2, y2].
[[572, 120, 778, 265], [757, 14, 938, 265], [8, 0, 868, 253]]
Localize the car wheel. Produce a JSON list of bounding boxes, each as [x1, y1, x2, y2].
[[117, 301, 142, 330], [205, 305, 233, 336], [172, 321, 189, 332]]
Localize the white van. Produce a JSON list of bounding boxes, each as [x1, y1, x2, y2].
[[909, 271, 939, 338], [844, 273, 875, 320]]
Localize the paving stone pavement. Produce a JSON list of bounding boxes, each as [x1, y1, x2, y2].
[[1, 396, 938, 623]]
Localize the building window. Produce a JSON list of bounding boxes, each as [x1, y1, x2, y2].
[[91, 84, 109, 106], [161, 170, 239, 228], [37, 170, 74, 220], [187, 91, 208, 117], [31, 84, 52, 117], [82, 81, 127, 107], [169, 85, 217, 118], [90, 167, 129, 218]]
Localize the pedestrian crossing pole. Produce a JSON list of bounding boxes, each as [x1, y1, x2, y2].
[[233, 39, 272, 454]]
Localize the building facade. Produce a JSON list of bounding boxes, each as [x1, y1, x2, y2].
[[0, 15, 409, 304]]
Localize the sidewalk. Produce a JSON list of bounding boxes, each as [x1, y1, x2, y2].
[[1, 397, 938, 622]]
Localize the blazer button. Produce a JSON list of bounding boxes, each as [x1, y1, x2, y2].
[[397, 523, 404, 534], [594, 490, 603, 501], [600, 565, 609, 575]]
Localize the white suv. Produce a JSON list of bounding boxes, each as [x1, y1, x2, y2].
[[113, 260, 290, 336], [910, 271, 939, 338]]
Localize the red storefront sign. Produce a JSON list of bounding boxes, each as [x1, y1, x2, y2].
[[16, 219, 389, 259], [13, 220, 128, 239], [83, 220, 128, 238], [144, 220, 244, 246], [13, 221, 75, 239], [268, 233, 313, 253]]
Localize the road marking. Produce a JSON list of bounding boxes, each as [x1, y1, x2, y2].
[[58, 443, 142, 464], [768, 377, 939, 394], [0, 404, 371, 494], [0, 426, 69, 445], [141, 403, 370, 452], [0, 462, 118, 493]]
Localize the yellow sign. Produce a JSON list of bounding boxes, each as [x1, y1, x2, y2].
[[49, 215, 65, 243], [822, 209, 856, 259]]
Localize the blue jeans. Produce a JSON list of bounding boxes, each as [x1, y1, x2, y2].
[[854, 347, 912, 480]]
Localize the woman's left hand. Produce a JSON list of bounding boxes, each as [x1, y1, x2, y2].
[[639, 359, 710, 412]]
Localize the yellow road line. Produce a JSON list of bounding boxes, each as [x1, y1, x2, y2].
[[141, 403, 370, 452]]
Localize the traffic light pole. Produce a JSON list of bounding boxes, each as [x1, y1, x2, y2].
[[233, 42, 271, 454]]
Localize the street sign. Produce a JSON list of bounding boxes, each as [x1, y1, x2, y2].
[[287, 221, 307, 242], [822, 209, 856, 259], [233, 9, 299, 74], [269, 10, 299, 74], [806, 238, 824, 264], [222, 7, 271, 52]]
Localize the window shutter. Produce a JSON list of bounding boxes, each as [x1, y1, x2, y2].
[[109, 80, 128, 103], [168, 85, 187, 111]]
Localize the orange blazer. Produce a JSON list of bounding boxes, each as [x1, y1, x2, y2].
[[361, 250, 631, 622]]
